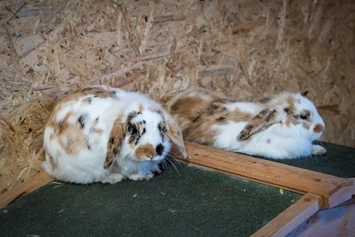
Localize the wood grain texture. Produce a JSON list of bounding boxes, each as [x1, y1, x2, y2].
[[179, 142, 352, 207], [350, 178, 355, 195], [0, 172, 53, 208], [181, 161, 307, 195], [326, 185, 353, 208], [251, 193, 323, 237], [286, 202, 355, 237]]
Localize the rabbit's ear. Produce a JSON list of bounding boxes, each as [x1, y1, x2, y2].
[[105, 118, 126, 168], [237, 109, 279, 140], [164, 113, 187, 159]]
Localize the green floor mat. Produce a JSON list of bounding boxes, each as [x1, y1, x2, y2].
[[0, 166, 301, 237], [261, 143, 355, 178]]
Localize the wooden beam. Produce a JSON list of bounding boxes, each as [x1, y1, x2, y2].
[[181, 161, 306, 195], [178, 142, 352, 207], [0, 172, 53, 208], [287, 202, 355, 236], [251, 193, 324, 237], [350, 178, 355, 195], [326, 185, 353, 208]]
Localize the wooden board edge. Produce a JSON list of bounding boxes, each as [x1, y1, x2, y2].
[[325, 178, 355, 208], [179, 159, 353, 209], [178, 142, 352, 203], [250, 193, 324, 237], [325, 185, 353, 208], [179, 161, 306, 195], [350, 178, 355, 195], [0, 172, 53, 208], [287, 202, 355, 236]]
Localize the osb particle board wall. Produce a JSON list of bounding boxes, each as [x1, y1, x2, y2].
[[0, 0, 354, 193]]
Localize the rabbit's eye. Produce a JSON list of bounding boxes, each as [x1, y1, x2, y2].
[[128, 124, 137, 134], [300, 114, 309, 120]]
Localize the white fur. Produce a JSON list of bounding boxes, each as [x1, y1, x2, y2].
[[213, 93, 325, 159], [169, 89, 326, 159], [213, 122, 315, 159], [224, 102, 264, 114], [43, 86, 180, 184]]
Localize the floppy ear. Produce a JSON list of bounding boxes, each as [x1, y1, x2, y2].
[[164, 113, 188, 159], [237, 109, 279, 140], [259, 96, 274, 104], [105, 118, 126, 169]]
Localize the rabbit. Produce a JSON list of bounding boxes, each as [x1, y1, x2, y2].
[[167, 88, 326, 159], [43, 85, 187, 184]]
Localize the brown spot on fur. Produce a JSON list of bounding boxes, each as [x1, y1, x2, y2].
[[302, 122, 310, 130], [166, 121, 181, 143], [216, 116, 225, 121], [260, 96, 274, 104], [127, 111, 138, 122], [169, 90, 251, 146], [52, 86, 117, 111], [94, 128, 104, 135], [285, 116, 298, 127], [47, 153, 57, 169], [139, 104, 144, 112], [302, 109, 311, 117], [286, 96, 296, 113], [82, 97, 92, 104], [60, 130, 88, 155], [170, 96, 213, 143], [129, 135, 136, 144], [314, 124, 324, 133], [47, 111, 88, 155], [44, 146, 57, 170], [169, 96, 210, 121], [135, 122, 141, 134], [135, 144, 156, 161], [192, 115, 201, 122], [78, 86, 118, 99], [237, 109, 278, 140], [78, 115, 86, 128], [148, 107, 165, 119], [225, 110, 253, 123], [164, 114, 187, 158], [105, 118, 125, 169], [47, 112, 72, 135]]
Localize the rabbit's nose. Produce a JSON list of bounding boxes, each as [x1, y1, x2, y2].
[[313, 124, 324, 133], [155, 144, 164, 156]]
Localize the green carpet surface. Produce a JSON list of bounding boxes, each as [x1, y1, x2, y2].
[[0, 166, 300, 237], [261, 143, 355, 178]]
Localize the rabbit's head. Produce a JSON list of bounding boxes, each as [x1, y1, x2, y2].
[[238, 92, 325, 141]]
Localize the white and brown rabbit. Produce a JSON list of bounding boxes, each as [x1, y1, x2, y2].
[[43, 85, 187, 184], [167, 88, 326, 159]]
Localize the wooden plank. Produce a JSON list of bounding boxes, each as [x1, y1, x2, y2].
[[326, 185, 353, 208], [351, 178, 355, 195], [251, 193, 324, 237], [181, 161, 306, 195], [0, 172, 53, 208], [335, 195, 355, 207], [179, 142, 352, 206], [287, 202, 355, 236]]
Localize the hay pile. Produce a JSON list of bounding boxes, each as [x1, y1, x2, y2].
[[0, 0, 354, 194]]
